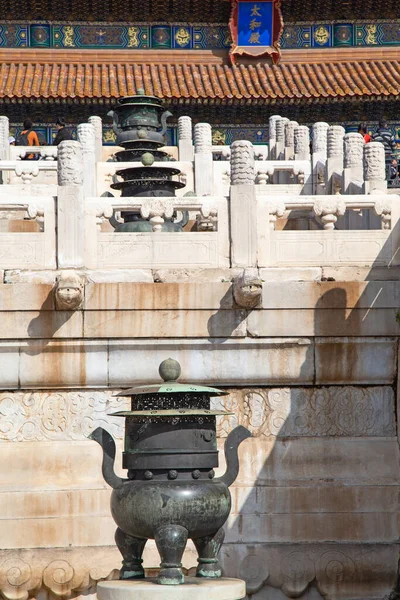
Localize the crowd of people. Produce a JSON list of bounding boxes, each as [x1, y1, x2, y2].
[[8, 117, 73, 160]]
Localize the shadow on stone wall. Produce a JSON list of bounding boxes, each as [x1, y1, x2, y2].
[[220, 217, 400, 599]]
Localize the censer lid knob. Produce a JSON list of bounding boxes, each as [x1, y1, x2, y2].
[[159, 358, 181, 382]]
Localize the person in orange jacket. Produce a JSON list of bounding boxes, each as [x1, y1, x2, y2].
[[16, 118, 40, 159]]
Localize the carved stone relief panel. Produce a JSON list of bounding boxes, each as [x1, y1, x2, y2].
[[0, 386, 394, 442], [0, 391, 129, 441], [221, 542, 398, 599], [212, 387, 395, 438]]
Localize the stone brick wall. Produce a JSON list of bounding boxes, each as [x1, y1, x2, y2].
[[0, 280, 398, 600]]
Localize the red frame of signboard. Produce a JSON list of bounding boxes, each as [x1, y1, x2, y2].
[[229, 0, 283, 64]]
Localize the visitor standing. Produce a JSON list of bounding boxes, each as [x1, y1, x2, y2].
[[16, 118, 40, 159], [52, 117, 73, 146], [358, 123, 371, 143], [372, 120, 397, 179], [372, 120, 396, 157]]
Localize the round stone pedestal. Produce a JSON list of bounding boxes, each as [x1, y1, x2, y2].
[[97, 578, 246, 600]]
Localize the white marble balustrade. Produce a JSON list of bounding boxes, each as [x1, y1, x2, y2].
[[0, 159, 58, 185], [0, 196, 56, 269], [84, 195, 229, 269], [211, 145, 268, 161], [10, 146, 58, 161], [257, 194, 399, 268]]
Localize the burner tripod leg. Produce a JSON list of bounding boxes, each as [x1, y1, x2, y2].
[[115, 527, 147, 580], [155, 524, 188, 585], [193, 527, 225, 578]]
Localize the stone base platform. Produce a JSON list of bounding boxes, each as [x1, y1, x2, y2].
[[97, 578, 246, 600]]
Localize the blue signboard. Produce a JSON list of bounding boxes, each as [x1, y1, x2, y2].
[[237, 2, 273, 47]]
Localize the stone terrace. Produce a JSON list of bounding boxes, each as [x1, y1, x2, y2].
[[0, 114, 398, 600]]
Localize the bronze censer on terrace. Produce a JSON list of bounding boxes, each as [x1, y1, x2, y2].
[[90, 358, 250, 585], [108, 90, 187, 232]]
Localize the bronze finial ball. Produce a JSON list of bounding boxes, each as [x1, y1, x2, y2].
[[141, 152, 155, 166], [159, 358, 181, 382]]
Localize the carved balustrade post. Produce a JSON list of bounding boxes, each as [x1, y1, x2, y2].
[[88, 116, 103, 164], [268, 115, 281, 160], [178, 116, 194, 161], [313, 198, 346, 230], [77, 122, 96, 197], [0, 116, 9, 161], [343, 132, 364, 194], [294, 125, 310, 161], [326, 125, 345, 194], [373, 198, 392, 230], [275, 117, 289, 161], [230, 140, 257, 267], [364, 142, 387, 193], [194, 123, 213, 196], [312, 122, 329, 194], [57, 140, 85, 268], [0, 116, 9, 184], [284, 120, 298, 160]]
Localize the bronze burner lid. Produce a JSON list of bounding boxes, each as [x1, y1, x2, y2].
[[115, 166, 181, 178], [116, 89, 164, 108], [116, 358, 228, 397], [109, 409, 233, 417], [110, 179, 185, 191], [118, 140, 165, 150]]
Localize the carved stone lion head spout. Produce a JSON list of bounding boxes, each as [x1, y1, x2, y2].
[[54, 271, 86, 311], [233, 269, 263, 309]]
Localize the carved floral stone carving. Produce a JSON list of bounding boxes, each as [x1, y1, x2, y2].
[[194, 123, 212, 154], [3, 386, 393, 443], [276, 118, 289, 143], [344, 133, 364, 168], [327, 125, 345, 158], [312, 122, 329, 154], [0, 116, 9, 159], [213, 387, 395, 438], [88, 116, 102, 138], [178, 116, 192, 141], [374, 197, 392, 229], [0, 557, 41, 600], [268, 200, 286, 229], [0, 391, 129, 441], [268, 115, 281, 142], [54, 271, 86, 311], [57, 141, 84, 186], [220, 543, 397, 599], [15, 165, 39, 185], [196, 204, 218, 231], [77, 123, 96, 156], [285, 120, 299, 148], [140, 198, 174, 231], [294, 126, 310, 156], [364, 142, 386, 181], [0, 549, 120, 600], [230, 140, 255, 186], [313, 198, 346, 230]]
